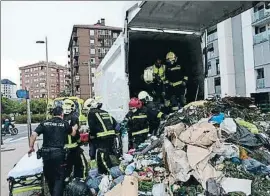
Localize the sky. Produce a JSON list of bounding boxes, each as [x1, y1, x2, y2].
[[1, 1, 136, 86]]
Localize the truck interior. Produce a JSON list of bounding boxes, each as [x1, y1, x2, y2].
[[126, 1, 259, 103], [127, 30, 204, 103]]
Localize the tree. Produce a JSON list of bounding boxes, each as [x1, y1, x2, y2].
[[59, 90, 70, 97]]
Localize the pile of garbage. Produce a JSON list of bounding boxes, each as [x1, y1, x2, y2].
[[84, 97, 270, 196]]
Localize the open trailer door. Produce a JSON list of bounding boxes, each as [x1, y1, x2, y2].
[[127, 1, 258, 32]]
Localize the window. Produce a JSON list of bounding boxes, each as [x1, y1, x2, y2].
[[90, 49, 96, 54], [90, 58, 96, 64], [214, 77, 221, 94], [51, 73, 55, 76], [256, 68, 264, 79], [255, 26, 266, 34], [113, 33, 118, 38], [216, 59, 220, 75], [90, 39, 95, 44], [90, 30, 95, 36]]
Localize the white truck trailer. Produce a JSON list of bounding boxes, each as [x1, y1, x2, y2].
[[94, 1, 258, 122]]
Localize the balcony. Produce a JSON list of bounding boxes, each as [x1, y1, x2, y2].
[[253, 31, 270, 45], [74, 51, 79, 57], [256, 78, 265, 89], [252, 9, 270, 26], [73, 62, 79, 68], [72, 32, 78, 40]]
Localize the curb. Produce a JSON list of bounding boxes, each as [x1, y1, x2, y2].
[[1, 148, 16, 152]]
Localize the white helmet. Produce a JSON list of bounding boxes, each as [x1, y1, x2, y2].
[[83, 98, 102, 111], [138, 91, 153, 102], [62, 99, 76, 115]]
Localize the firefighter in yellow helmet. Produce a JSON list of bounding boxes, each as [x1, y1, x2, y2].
[[164, 51, 188, 112], [62, 99, 88, 181]]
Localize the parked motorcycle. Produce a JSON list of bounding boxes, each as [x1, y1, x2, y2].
[[1, 121, 18, 136]]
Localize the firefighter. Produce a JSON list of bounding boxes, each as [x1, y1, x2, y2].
[[28, 106, 78, 196], [143, 58, 166, 103], [138, 91, 167, 135], [84, 98, 118, 160], [62, 99, 88, 181], [164, 51, 188, 112], [125, 97, 149, 149]]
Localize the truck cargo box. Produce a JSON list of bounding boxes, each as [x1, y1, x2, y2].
[[95, 1, 258, 121]]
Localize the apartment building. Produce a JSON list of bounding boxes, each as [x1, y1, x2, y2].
[[19, 61, 67, 99], [205, 2, 270, 99], [1, 79, 17, 99], [67, 18, 122, 100]]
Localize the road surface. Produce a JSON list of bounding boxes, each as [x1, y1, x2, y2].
[[2, 123, 38, 144]]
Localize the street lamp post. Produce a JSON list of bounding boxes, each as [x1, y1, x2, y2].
[[36, 37, 49, 100]]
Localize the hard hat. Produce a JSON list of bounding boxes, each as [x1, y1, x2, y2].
[[83, 98, 102, 111], [62, 99, 76, 115], [129, 97, 142, 109], [143, 66, 154, 84], [138, 91, 153, 102], [166, 51, 177, 62]]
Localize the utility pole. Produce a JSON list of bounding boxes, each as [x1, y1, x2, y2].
[[88, 61, 92, 97]]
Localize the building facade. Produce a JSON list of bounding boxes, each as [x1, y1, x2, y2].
[[205, 2, 270, 98], [19, 61, 68, 99], [67, 18, 122, 100], [1, 79, 17, 99]]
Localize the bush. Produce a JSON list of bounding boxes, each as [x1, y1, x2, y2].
[[15, 114, 46, 124]]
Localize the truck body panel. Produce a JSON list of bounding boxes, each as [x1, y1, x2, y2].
[[95, 1, 258, 122]]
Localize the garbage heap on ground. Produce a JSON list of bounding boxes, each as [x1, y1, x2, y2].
[[86, 97, 270, 196]]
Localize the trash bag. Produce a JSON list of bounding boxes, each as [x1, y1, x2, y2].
[[225, 123, 264, 148], [86, 175, 103, 192], [109, 166, 123, 179], [66, 178, 92, 196]]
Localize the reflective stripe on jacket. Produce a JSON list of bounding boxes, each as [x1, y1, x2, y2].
[[153, 64, 166, 82]]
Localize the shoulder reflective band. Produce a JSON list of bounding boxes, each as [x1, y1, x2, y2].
[[172, 106, 179, 111], [170, 66, 181, 71], [100, 112, 113, 124], [132, 115, 147, 119], [184, 76, 188, 81], [65, 135, 78, 148], [165, 100, 171, 107], [132, 128, 149, 136], [95, 113, 116, 137], [171, 81, 183, 87], [157, 112, 163, 118]]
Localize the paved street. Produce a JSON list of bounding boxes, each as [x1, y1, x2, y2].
[[2, 123, 38, 144], [1, 123, 90, 195]]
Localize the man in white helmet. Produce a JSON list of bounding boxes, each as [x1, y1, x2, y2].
[[138, 91, 167, 135], [62, 99, 88, 181], [84, 98, 118, 174]]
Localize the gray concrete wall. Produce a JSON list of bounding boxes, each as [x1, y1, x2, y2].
[[232, 15, 246, 96]]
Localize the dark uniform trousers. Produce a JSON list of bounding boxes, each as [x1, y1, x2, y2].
[[126, 110, 149, 149], [89, 137, 115, 160], [65, 146, 87, 179], [42, 148, 66, 196]]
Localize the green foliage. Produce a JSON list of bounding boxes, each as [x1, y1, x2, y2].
[[59, 91, 70, 97], [1, 97, 20, 114], [1, 97, 47, 115], [15, 114, 46, 124]]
